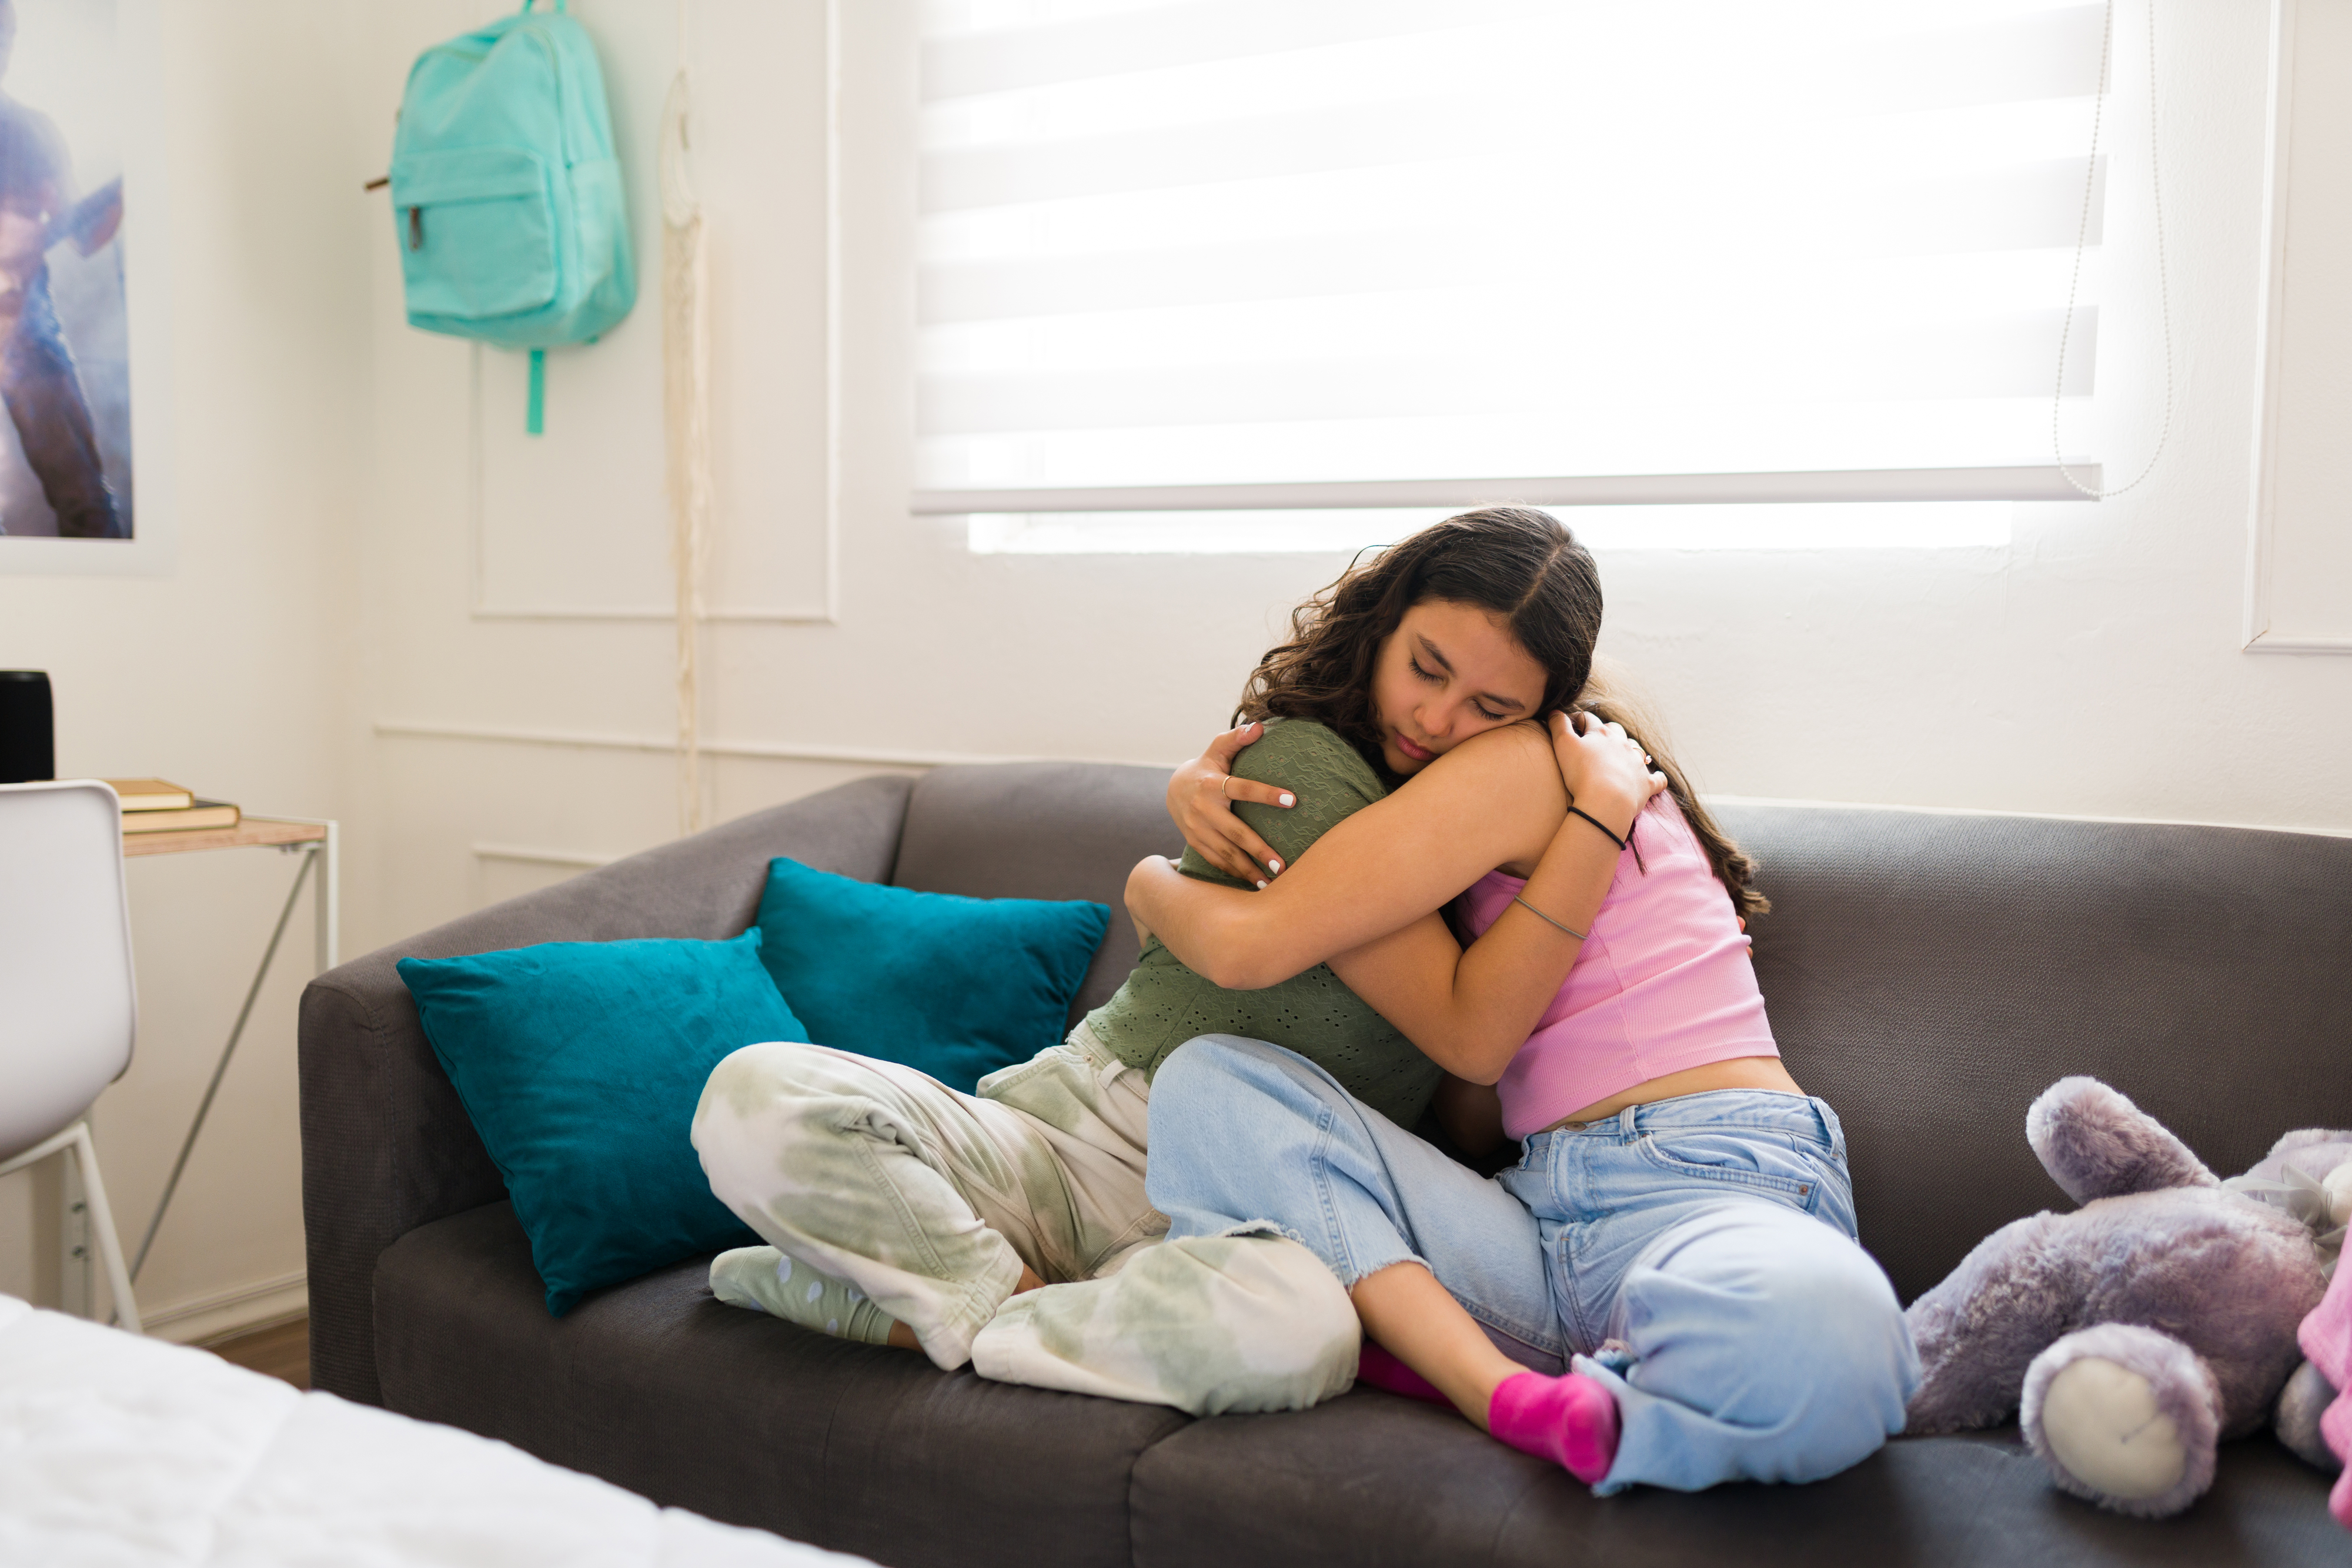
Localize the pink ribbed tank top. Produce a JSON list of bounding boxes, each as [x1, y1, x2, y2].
[[1461, 793, 1778, 1139]]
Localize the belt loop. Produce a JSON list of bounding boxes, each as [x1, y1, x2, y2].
[[1813, 1096, 1843, 1156], [1618, 1103, 1641, 1141]]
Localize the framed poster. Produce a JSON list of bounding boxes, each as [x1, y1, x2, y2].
[[0, 0, 171, 576]]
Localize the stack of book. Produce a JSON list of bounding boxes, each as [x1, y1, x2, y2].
[[107, 779, 240, 834]]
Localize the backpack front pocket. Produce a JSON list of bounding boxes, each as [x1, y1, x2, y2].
[[390, 146, 558, 323]]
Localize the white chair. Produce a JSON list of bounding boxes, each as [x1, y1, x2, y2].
[[0, 779, 142, 1333]]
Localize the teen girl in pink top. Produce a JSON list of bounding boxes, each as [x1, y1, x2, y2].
[[1129, 517, 1919, 1496], [1458, 795, 1779, 1142]]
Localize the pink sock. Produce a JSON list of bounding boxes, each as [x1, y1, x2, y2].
[[1356, 1342, 1453, 1407], [1486, 1370, 1620, 1486]]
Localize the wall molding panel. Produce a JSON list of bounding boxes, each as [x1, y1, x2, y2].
[[2244, 0, 2352, 654], [472, 843, 620, 870], [375, 719, 1169, 774], [380, 727, 2352, 841], [465, 0, 843, 628]]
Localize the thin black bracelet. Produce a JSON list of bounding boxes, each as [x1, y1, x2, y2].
[[1567, 805, 1628, 852]]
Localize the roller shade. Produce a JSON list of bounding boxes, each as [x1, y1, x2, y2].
[[916, 0, 2113, 512]]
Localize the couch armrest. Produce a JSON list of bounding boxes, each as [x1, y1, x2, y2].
[[299, 775, 914, 1405]]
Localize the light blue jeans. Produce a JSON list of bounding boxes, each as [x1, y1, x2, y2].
[[1145, 1034, 1922, 1495]]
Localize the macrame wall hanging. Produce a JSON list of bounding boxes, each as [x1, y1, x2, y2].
[[660, 65, 710, 837]]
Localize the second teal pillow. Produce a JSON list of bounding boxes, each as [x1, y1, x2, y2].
[[754, 858, 1110, 1093]]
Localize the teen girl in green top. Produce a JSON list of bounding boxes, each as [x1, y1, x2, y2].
[[691, 508, 1732, 1413]]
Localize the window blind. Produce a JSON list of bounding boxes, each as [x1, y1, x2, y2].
[[915, 0, 2114, 516]]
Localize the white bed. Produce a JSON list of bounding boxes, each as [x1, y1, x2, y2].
[[0, 1295, 870, 1567]]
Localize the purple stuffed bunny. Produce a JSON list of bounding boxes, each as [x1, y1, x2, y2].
[[1903, 1076, 2350, 1518]]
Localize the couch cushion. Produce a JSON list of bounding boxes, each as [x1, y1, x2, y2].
[[377, 1203, 2342, 1568], [1717, 806, 2352, 1306], [373, 1201, 1190, 1568], [890, 762, 1175, 1026], [1126, 1387, 2344, 1567]]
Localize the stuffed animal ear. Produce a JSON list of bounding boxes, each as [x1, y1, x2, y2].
[[2269, 1128, 2352, 1161], [2027, 1077, 2217, 1205]]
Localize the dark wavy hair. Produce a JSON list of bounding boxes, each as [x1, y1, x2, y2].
[[1234, 507, 1766, 919]]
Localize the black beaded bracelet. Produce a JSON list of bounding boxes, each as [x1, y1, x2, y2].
[[1567, 805, 1628, 852]]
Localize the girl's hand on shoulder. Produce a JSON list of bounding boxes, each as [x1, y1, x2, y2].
[[1549, 711, 1669, 835], [1166, 720, 1295, 885]]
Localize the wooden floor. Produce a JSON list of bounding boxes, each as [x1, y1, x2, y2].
[[201, 1315, 310, 1389]]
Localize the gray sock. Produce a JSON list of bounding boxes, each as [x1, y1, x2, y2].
[[710, 1245, 897, 1345]]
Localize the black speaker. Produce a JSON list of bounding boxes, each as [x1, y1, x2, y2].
[[0, 670, 55, 784]]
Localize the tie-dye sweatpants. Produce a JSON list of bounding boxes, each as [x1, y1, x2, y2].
[[691, 1024, 1358, 1416]]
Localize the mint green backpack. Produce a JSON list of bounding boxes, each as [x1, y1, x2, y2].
[[388, 0, 634, 432]]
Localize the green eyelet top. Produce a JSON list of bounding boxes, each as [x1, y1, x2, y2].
[[1083, 718, 1442, 1129]]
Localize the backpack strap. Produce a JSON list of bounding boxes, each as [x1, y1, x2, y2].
[[526, 348, 546, 436]]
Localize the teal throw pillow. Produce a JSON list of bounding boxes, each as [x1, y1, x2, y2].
[[396, 929, 807, 1316], [753, 858, 1110, 1094]]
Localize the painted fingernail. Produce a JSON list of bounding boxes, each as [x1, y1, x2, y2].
[[1256, 880, 1269, 890], [1279, 793, 1295, 807], [1267, 858, 1282, 874]]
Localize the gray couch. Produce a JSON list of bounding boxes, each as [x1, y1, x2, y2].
[[299, 764, 2352, 1567]]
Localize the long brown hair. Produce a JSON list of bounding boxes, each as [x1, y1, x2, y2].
[[1235, 507, 1767, 920]]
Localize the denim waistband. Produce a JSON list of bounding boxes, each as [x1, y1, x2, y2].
[[1530, 1088, 1840, 1151]]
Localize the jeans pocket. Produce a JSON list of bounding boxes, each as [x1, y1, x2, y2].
[[1633, 1130, 1835, 1215], [975, 1041, 1066, 1104]]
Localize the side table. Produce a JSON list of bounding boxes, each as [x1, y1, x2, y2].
[[60, 816, 339, 1323]]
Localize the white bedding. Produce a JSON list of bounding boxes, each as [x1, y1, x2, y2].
[[0, 1295, 868, 1568]]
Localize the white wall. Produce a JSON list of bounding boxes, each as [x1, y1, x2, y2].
[[5, 0, 2344, 1342], [361, 0, 2350, 975], [0, 3, 366, 1335]]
